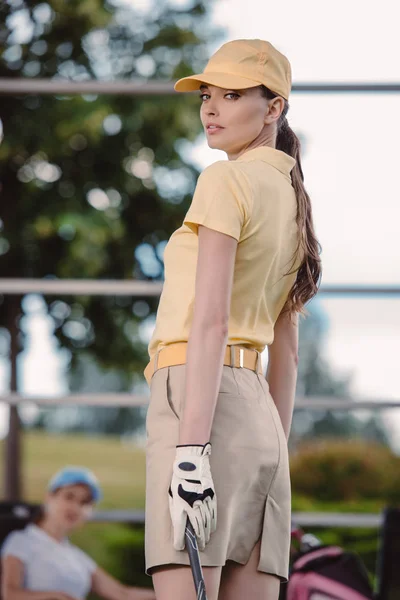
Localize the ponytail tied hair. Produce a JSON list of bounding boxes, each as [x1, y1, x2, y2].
[[261, 86, 322, 315], [277, 115, 305, 183]]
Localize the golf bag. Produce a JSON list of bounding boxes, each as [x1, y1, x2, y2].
[[286, 544, 374, 600]]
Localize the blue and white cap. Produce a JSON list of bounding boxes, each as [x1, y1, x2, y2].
[[48, 466, 102, 503]]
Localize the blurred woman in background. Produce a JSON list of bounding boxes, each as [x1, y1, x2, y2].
[[1, 466, 155, 600]]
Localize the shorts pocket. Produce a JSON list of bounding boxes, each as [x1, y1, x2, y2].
[[166, 366, 181, 420], [146, 366, 180, 432]]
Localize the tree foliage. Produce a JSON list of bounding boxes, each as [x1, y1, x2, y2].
[[292, 302, 390, 446], [0, 0, 221, 433]]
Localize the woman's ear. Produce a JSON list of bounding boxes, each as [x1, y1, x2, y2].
[[265, 97, 285, 125], [82, 504, 94, 519]]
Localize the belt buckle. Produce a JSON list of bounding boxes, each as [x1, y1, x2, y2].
[[231, 346, 244, 368], [239, 348, 244, 368]]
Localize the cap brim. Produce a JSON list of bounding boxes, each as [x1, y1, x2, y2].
[[174, 72, 261, 92]]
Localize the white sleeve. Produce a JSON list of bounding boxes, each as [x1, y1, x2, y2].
[[72, 546, 97, 574], [1, 531, 29, 564]]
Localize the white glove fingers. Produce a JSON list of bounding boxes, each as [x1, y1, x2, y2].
[[193, 505, 206, 551], [211, 496, 217, 533], [202, 498, 212, 544], [198, 500, 210, 545]]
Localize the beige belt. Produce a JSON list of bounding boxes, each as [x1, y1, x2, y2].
[[144, 342, 263, 386]]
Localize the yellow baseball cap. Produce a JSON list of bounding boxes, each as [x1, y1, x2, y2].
[[174, 39, 292, 100]]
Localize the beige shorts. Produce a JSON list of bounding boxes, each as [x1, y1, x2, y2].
[[145, 363, 291, 581]]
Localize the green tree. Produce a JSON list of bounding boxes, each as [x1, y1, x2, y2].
[[291, 301, 390, 446], [0, 0, 221, 498]]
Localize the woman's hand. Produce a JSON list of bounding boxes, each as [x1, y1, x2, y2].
[[168, 443, 217, 551]]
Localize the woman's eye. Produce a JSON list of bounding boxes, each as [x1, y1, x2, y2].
[[199, 92, 239, 101]]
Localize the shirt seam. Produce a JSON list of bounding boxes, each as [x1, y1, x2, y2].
[[225, 162, 254, 230], [184, 213, 241, 241], [186, 161, 253, 239]]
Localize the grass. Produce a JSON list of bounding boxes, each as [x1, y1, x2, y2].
[[0, 431, 389, 514], [0, 431, 146, 508]]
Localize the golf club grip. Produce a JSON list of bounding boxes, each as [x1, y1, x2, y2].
[[185, 520, 208, 600]]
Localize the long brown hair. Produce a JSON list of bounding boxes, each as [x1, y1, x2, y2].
[[260, 86, 322, 315]]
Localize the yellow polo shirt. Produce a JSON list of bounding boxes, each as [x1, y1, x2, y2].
[[146, 145, 300, 367]]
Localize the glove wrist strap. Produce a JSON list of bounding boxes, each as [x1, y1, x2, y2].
[[176, 442, 212, 456]]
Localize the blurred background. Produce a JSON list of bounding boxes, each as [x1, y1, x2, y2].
[[0, 0, 399, 589]]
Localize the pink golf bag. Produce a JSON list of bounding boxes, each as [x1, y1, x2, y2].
[[286, 544, 374, 600]]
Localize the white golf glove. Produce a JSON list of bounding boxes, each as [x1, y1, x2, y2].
[[168, 443, 217, 551]]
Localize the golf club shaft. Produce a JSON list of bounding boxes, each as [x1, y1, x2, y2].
[[185, 520, 208, 600]]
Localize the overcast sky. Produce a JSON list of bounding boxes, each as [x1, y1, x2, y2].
[[1, 0, 399, 443], [194, 0, 400, 407]]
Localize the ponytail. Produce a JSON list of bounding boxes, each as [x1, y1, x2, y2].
[[261, 86, 322, 315]]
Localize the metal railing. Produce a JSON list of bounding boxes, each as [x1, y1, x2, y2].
[[1, 279, 399, 296], [91, 509, 382, 529], [1, 78, 399, 96], [1, 392, 400, 411], [1, 281, 399, 411]]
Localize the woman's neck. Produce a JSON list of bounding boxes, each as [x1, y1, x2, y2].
[[227, 130, 277, 161], [37, 518, 67, 542]]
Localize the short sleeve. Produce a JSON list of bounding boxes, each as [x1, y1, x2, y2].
[[183, 161, 253, 241], [71, 545, 97, 574], [1, 531, 29, 563]]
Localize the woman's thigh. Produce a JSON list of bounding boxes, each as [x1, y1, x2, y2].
[[218, 540, 281, 600], [152, 564, 222, 600]]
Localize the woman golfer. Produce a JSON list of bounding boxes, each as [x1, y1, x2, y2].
[[1, 466, 155, 600], [144, 39, 321, 600]]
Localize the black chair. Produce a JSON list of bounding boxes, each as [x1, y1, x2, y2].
[[0, 501, 40, 547], [376, 507, 400, 600]]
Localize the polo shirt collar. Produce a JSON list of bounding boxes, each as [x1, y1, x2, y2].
[[234, 146, 296, 178], [27, 523, 68, 545]]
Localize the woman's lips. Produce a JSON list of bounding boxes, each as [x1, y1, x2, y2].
[[206, 125, 224, 135], [65, 513, 78, 523]]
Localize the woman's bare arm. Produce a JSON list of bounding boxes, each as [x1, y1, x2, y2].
[[266, 308, 299, 439], [2, 556, 76, 600], [179, 225, 238, 445]]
